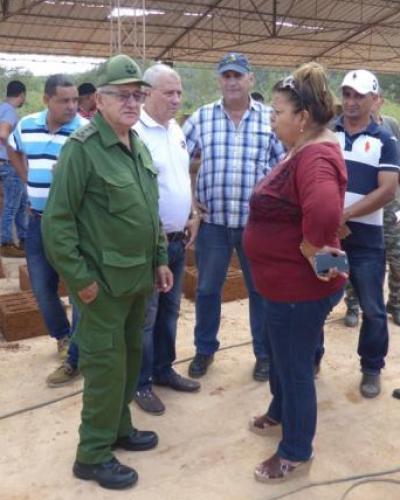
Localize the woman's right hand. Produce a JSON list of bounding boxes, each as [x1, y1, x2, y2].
[[311, 246, 349, 282]]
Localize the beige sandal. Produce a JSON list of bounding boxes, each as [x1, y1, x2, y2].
[[248, 413, 280, 436], [254, 452, 313, 483]]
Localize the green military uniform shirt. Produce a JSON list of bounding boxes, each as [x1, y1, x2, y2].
[[42, 112, 168, 298]]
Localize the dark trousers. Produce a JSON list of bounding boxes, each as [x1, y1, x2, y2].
[[137, 239, 186, 390], [346, 246, 388, 374], [266, 289, 343, 462], [194, 222, 268, 359], [0, 162, 28, 244]]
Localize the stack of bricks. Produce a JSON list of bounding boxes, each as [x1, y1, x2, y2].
[[183, 248, 246, 302], [185, 247, 240, 269], [0, 265, 68, 341], [19, 264, 68, 296], [0, 291, 49, 341]]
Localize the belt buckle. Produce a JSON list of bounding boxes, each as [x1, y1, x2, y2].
[[168, 231, 185, 243]]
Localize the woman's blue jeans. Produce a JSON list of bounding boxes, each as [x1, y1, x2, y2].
[[265, 289, 343, 462]]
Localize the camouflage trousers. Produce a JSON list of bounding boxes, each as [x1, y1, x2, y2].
[[345, 200, 400, 312]]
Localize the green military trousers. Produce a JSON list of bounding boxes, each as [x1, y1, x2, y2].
[[72, 285, 148, 464]]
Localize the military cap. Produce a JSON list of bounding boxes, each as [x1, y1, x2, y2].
[[97, 54, 150, 87]]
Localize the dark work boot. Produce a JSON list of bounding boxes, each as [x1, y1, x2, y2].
[[344, 308, 359, 328], [188, 353, 214, 378], [386, 303, 400, 326], [113, 428, 158, 451], [360, 373, 381, 398], [73, 457, 138, 489], [253, 357, 269, 382]]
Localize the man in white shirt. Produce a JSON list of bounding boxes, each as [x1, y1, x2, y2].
[[133, 64, 201, 414]]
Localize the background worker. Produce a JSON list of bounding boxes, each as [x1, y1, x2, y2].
[[0, 80, 27, 258]]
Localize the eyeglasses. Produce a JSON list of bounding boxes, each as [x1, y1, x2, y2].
[[280, 75, 304, 108], [100, 90, 146, 104]]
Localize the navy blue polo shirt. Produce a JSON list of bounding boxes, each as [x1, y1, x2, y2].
[[335, 118, 400, 249]]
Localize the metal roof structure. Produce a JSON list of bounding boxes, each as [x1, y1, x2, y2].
[[1, 0, 400, 72]]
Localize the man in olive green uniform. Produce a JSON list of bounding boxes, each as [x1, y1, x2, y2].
[[42, 54, 173, 490]]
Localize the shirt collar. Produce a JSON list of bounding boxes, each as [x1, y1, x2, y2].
[[92, 111, 125, 148], [139, 107, 172, 129], [36, 109, 83, 133], [217, 96, 258, 112], [335, 115, 380, 135]]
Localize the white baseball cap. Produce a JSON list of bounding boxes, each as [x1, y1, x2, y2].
[[341, 69, 379, 95]]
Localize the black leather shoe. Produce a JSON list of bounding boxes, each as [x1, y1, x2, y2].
[[73, 457, 138, 489], [253, 357, 269, 382], [113, 428, 158, 451], [392, 388, 400, 399], [188, 353, 214, 378], [344, 308, 359, 327], [154, 370, 201, 392], [386, 303, 400, 326], [134, 388, 165, 415]]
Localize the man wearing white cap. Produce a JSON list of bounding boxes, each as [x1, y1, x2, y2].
[[335, 69, 400, 398]]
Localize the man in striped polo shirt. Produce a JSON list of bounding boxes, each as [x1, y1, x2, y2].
[[335, 70, 400, 398], [8, 74, 87, 361]]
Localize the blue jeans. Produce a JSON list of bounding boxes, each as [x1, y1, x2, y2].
[[194, 222, 267, 358], [67, 301, 80, 368], [0, 162, 28, 243], [26, 213, 71, 340], [137, 239, 186, 390], [266, 289, 343, 462], [345, 246, 388, 374]]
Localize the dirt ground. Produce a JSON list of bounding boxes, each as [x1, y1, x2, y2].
[[1, 256, 400, 500]]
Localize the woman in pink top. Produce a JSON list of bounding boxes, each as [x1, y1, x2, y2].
[[243, 63, 348, 482]]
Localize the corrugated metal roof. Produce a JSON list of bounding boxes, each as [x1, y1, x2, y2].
[[1, 0, 400, 72]]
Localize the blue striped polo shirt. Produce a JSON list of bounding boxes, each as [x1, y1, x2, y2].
[[9, 110, 87, 212], [335, 118, 400, 249]]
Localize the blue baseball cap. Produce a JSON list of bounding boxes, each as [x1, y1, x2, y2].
[[217, 52, 250, 75]]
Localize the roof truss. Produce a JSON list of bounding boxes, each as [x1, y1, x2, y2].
[[1, 0, 400, 72]]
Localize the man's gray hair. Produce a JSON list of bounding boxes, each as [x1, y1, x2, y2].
[[143, 63, 180, 87]]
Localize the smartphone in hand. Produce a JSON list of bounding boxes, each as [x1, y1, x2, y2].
[[314, 252, 349, 276]]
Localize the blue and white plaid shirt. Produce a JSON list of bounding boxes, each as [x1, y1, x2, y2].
[[183, 98, 285, 228]]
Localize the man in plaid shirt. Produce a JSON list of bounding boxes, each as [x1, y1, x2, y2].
[[183, 52, 284, 381]]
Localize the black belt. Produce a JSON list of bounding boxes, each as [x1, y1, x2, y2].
[[30, 209, 42, 218], [167, 231, 186, 243]]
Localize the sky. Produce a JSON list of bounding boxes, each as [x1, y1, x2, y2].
[[0, 52, 105, 76]]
